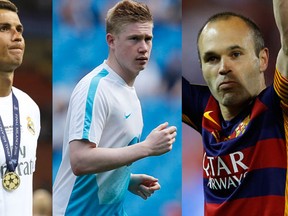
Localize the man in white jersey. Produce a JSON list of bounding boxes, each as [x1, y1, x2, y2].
[[0, 0, 41, 215], [53, 0, 177, 215]]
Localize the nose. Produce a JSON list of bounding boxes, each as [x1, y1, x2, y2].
[[138, 40, 148, 53], [218, 57, 231, 75], [11, 29, 23, 42]]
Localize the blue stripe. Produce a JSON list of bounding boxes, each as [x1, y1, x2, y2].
[[127, 136, 140, 146], [65, 175, 99, 215], [65, 174, 128, 215], [82, 69, 109, 139]]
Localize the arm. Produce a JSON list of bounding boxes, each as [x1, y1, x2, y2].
[[273, 0, 288, 79], [70, 122, 177, 175], [182, 77, 211, 131]]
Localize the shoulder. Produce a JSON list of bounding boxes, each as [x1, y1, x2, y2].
[[182, 77, 211, 107], [69, 65, 112, 110], [74, 65, 111, 93], [12, 87, 39, 110], [183, 77, 210, 95]]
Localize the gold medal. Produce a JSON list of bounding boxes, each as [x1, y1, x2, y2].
[[2, 172, 20, 191]]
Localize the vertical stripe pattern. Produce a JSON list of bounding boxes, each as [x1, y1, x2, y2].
[[82, 69, 108, 139], [274, 69, 288, 216]]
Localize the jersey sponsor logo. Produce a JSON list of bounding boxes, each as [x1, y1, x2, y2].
[[203, 151, 249, 190], [0, 145, 35, 179]]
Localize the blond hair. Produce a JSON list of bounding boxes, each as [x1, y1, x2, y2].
[[106, 0, 153, 35]]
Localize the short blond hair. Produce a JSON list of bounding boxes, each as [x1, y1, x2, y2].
[[106, 0, 153, 35]]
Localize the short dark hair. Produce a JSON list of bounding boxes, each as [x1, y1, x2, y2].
[[0, 0, 18, 13], [197, 12, 265, 60]]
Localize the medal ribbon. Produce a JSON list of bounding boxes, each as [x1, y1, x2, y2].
[[0, 92, 20, 172]]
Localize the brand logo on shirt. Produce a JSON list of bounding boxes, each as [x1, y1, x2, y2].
[[203, 151, 249, 190], [124, 113, 131, 119], [203, 111, 220, 127]]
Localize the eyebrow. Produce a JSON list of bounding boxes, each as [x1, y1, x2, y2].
[[227, 45, 244, 51], [127, 33, 153, 39], [0, 22, 23, 27], [202, 45, 245, 59]]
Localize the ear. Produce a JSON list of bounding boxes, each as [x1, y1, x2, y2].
[[106, 33, 115, 49], [259, 48, 269, 73]]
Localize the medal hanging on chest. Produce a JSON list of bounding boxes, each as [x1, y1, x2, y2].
[[2, 172, 20, 191], [0, 92, 21, 191]]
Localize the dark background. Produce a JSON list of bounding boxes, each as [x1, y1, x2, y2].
[[11, 0, 52, 193]]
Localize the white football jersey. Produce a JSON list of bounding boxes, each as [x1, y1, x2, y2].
[[0, 87, 41, 216], [53, 61, 143, 215]]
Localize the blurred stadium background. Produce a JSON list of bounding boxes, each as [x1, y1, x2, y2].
[[52, 0, 181, 215], [183, 0, 280, 215], [10, 0, 52, 198]]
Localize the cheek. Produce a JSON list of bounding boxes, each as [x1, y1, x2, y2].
[[202, 67, 216, 86], [120, 45, 133, 57]]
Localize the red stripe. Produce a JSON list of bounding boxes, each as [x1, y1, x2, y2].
[[205, 196, 285, 216], [249, 138, 286, 170], [203, 138, 286, 179]]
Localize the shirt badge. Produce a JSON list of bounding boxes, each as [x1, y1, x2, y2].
[[27, 116, 35, 135]]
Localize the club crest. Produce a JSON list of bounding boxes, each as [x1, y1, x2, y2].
[[27, 116, 35, 135]]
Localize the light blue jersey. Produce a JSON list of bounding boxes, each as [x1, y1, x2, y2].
[[53, 61, 143, 216]]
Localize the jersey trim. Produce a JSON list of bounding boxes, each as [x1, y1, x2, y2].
[[274, 68, 288, 104], [182, 113, 198, 129], [274, 69, 288, 215], [82, 69, 109, 139]]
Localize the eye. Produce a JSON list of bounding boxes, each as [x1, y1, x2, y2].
[[130, 36, 140, 41], [0, 25, 9, 32], [16, 26, 24, 34], [231, 51, 241, 58], [206, 56, 219, 63], [145, 36, 152, 42]]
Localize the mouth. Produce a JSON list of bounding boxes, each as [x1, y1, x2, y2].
[[8, 46, 24, 56], [218, 81, 237, 90], [9, 44, 24, 50], [136, 56, 148, 61], [9, 48, 23, 51], [136, 57, 148, 66]]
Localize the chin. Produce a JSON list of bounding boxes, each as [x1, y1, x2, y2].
[[220, 93, 241, 106]]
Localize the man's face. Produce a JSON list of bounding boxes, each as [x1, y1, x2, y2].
[[111, 22, 153, 79], [0, 9, 25, 72], [198, 17, 268, 108]]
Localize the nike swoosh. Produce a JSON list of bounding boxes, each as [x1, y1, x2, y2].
[[124, 113, 131, 119], [203, 111, 220, 127]]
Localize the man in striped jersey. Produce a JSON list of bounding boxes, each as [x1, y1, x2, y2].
[[183, 0, 288, 215], [53, 1, 177, 215]]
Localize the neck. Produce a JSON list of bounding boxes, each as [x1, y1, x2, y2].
[[0, 72, 13, 97], [220, 100, 253, 121], [106, 57, 136, 87]]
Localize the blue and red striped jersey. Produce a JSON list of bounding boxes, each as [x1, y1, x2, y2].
[[183, 69, 288, 215]]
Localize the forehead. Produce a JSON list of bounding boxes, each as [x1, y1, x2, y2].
[[0, 9, 21, 24], [118, 22, 153, 36], [199, 17, 253, 52]]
